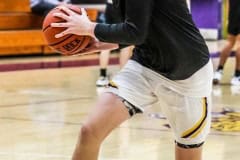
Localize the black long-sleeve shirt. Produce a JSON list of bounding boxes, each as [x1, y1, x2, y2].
[[94, 0, 209, 80]]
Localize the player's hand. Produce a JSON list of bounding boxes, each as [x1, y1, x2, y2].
[[51, 6, 96, 38], [72, 39, 119, 56]]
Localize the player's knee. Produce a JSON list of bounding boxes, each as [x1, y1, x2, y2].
[[226, 42, 235, 49], [80, 124, 91, 137], [80, 124, 99, 144]]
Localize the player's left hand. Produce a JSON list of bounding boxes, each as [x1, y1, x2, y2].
[[51, 6, 96, 39]]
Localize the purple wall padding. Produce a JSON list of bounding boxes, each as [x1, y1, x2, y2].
[[0, 57, 119, 72]]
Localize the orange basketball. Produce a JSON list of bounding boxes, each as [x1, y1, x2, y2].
[[42, 5, 92, 56]]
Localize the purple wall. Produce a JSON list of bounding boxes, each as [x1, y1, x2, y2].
[[191, 0, 222, 29]]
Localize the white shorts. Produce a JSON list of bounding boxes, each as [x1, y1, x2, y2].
[[105, 60, 212, 146]]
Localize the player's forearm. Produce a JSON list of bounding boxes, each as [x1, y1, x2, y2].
[[94, 23, 146, 45]]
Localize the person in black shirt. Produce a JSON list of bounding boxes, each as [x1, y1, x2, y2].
[[96, 0, 133, 87], [51, 1, 213, 160], [213, 0, 240, 85]]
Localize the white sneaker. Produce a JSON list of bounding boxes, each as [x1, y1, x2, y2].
[[230, 76, 240, 86], [230, 85, 240, 95], [96, 76, 109, 87], [213, 70, 223, 85]]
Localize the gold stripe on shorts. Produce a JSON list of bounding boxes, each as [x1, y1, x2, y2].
[[181, 98, 208, 138], [190, 119, 207, 138], [108, 80, 118, 89]]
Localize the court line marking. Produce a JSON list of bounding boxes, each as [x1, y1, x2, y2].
[[0, 116, 239, 136], [0, 96, 94, 108]]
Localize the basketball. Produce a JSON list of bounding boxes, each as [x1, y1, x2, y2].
[[42, 5, 92, 56]]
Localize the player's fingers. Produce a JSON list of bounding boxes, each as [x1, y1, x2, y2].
[[57, 6, 75, 16], [81, 8, 88, 17], [51, 22, 71, 28], [55, 29, 71, 38], [52, 12, 70, 21]]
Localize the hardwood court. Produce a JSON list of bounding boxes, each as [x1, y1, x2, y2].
[[0, 55, 239, 160]]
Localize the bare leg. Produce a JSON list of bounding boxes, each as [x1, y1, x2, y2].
[[235, 35, 240, 70], [96, 50, 111, 86], [213, 35, 236, 84], [119, 46, 133, 68], [72, 93, 130, 160], [175, 145, 202, 160], [99, 50, 110, 70], [219, 34, 236, 67]]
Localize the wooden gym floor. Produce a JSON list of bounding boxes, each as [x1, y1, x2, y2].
[[0, 41, 239, 160]]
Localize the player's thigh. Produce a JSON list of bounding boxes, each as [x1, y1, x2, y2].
[[235, 34, 240, 45], [235, 34, 240, 52], [158, 86, 211, 146], [227, 34, 236, 45]]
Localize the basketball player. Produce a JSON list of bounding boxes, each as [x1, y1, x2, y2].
[[51, 1, 213, 160], [213, 0, 240, 85], [96, 0, 133, 87]]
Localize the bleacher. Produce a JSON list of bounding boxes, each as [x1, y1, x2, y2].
[[0, 0, 99, 56]]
